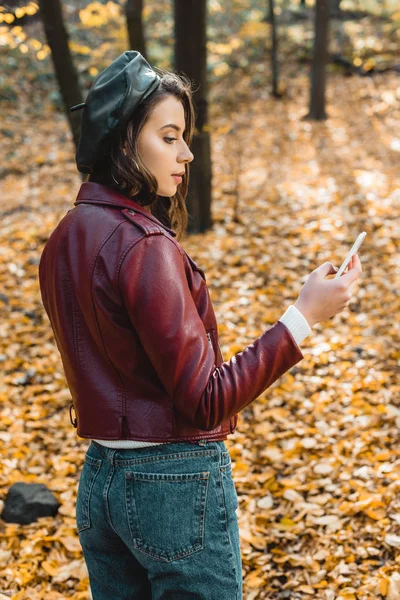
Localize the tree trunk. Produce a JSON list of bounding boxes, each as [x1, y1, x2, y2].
[[38, 0, 83, 148], [125, 0, 146, 58], [308, 0, 330, 120], [268, 0, 279, 98], [174, 0, 211, 234]]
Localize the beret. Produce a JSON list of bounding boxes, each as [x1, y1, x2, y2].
[[70, 51, 161, 174]]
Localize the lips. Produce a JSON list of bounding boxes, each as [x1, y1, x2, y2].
[[172, 174, 183, 184]]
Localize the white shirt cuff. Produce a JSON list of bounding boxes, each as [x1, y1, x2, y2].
[[279, 305, 312, 347]]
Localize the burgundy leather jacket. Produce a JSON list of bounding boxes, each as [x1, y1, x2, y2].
[[38, 182, 304, 443]]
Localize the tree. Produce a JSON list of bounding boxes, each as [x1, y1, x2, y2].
[[174, 0, 212, 234], [125, 0, 146, 58], [307, 0, 330, 120], [38, 0, 83, 148], [268, 0, 280, 98]]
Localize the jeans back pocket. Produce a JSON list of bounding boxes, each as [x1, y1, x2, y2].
[[124, 470, 210, 562], [76, 454, 102, 533]]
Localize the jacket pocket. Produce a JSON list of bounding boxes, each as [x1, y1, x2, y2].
[[76, 455, 102, 533], [124, 470, 210, 562]]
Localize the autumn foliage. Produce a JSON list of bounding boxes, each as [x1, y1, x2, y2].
[[1, 1, 400, 598]]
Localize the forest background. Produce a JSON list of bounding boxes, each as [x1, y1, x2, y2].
[[0, 0, 400, 598]]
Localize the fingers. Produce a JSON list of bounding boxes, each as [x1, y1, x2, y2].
[[354, 253, 362, 271], [340, 254, 362, 285], [317, 262, 338, 278]]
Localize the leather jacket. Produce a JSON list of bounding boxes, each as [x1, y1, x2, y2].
[[38, 182, 304, 443]]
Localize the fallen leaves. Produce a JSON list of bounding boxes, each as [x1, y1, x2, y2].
[[1, 21, 400, 600]]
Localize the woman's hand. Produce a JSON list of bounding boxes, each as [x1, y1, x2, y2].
[[294, 253, 363, 327]]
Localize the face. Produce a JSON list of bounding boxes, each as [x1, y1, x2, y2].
[[136, 95, 194, 197]]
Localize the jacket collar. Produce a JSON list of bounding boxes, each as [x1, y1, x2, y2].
[[74, 182, 177, 237]]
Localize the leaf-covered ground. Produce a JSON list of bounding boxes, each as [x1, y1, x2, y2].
[[1, 47, 400, 600]]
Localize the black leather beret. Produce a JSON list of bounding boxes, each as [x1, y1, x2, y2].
[[70, 51, 161, 174]]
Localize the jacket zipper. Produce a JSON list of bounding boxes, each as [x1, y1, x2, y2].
[[69, 403, 77, 428]]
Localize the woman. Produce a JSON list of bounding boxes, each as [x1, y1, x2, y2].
[[38, 51, 362, 599]]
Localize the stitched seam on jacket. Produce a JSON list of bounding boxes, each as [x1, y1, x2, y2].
[[124, 211, 165, 236], [116, 229, 184, 289], [116, 232, 185, 437], [60, 215, 82, 368], [90, 219, 128, 420]]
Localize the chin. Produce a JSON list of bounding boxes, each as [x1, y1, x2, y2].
[[158, 186, 177, 197]]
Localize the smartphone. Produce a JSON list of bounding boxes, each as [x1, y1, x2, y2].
[[334, 232, 366, 279]]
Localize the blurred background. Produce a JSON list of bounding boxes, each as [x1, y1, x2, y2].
[[1, 1, 400, 599]]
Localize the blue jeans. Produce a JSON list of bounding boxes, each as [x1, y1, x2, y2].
[[76, 439, 243, 599]]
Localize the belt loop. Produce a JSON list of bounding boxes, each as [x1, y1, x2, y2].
[[102, 447, 117, 464], [109, 448, 117, 464]]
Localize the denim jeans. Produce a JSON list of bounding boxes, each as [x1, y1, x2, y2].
[[76, 439, 243, 599]]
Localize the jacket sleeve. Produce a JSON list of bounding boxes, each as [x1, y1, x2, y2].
[[119, 233, 304, 431]]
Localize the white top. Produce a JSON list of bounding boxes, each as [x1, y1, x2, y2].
[[93, 304, 312, 449]]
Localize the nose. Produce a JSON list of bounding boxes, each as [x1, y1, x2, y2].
[[179, 142, 194, 164]]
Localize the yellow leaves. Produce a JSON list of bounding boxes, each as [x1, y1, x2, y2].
[[68, 42, 91, 56], [25, 3, 39, 16], [30, 38, 42, 51], [245, 567, 264, 589], [0, 2, 37, 23], [57, 535, 82, 553], [41, 560, 60, 577], [10, 25, 26, 41], [15, 4, 38, 19], [79, 1, 121, 28], [278, 516, 297, 530], [231, 460, 250, 477], [12, 561, 38, 586], [374, 450, 392, 461], [239, 21, 269, 40], [41, 558, 87, 583], [338, 490, 386, 520], [37, 47, 50, 61], [377, 573, 400, 600], [297, 585, 316, 595], [337, 591, 358, 600], [209, 42, 236, 55], [0, 13, 15, 24], [365, 507, 386, 521], [212, 62, 231, 77], [226, 342, 243, 355], [246, 534, 266, 551], [380, 576, 390, 596]]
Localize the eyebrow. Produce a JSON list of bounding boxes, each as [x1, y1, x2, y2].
[[159, 124, 184, 132]]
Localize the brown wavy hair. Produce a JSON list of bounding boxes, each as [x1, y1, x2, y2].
[[88, 69, 196, 241]]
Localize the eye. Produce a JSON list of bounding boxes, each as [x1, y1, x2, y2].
[[164, 137, 177, 144]]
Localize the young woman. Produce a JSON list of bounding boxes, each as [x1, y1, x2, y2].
[[38, 51, 362, 600]]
